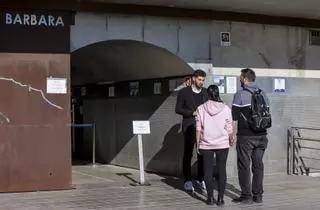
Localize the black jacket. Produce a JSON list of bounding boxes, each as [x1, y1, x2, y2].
[[175, 86, 209, 132]]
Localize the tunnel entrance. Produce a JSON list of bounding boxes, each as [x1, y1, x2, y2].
[[70, 40, 193, 166]]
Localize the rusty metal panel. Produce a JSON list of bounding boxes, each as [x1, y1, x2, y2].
[[0, 53, 71, 192]]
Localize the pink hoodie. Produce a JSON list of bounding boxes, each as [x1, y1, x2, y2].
[[196, 101, 233, 150]]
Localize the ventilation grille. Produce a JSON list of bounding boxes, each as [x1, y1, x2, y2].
[[309, 30, 320, 46]]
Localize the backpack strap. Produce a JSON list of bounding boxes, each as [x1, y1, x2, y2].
[[243, 87, 261, 94], [243, 87, 262, 116]]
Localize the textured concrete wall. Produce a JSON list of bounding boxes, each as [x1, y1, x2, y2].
[[71, 13, 320, 70], [73, 12, 320, 177]]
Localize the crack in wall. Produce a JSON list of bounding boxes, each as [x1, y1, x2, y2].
[[0, 76, 64, 125], [258, 51, 272, 68], [289, 47, 306, 69], [0, 76, 63, 110], [0, 112, 10, 125]]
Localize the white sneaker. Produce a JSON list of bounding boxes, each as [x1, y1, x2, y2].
[[201, 181, 206, 191], [195, 180, 207, 194], [184, 181, 194, 192]]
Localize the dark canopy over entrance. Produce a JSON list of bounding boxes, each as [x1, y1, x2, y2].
[[71, 40, 193, 85]]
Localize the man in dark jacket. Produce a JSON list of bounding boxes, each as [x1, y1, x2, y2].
[[175, 69, 209, 192]]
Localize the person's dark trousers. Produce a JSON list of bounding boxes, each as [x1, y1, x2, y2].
[[201, 148, 229, 199], [183, 125, 204, 182], [236, 135, 268, 198]]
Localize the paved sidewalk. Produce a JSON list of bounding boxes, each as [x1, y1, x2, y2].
[[0, 165, 319, 210]]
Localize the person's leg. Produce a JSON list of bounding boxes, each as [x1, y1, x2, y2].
[[183, 126, 195, 190], [215, 148, 229, 205], [233, 136, 254, 202], [200, 149, 215, 204], [252, 136, 268, 202], [197, 153, 204, 182], [188, 125, 204, 183]]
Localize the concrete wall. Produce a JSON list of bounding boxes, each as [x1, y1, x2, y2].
[[73, 12, 320, 177], [71, 13, 320, 70]]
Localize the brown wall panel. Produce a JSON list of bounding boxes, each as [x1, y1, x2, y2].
[[0, 53, 71, 192]]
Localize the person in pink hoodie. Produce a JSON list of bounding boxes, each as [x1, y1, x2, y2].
[[196, 85, 234, 206]]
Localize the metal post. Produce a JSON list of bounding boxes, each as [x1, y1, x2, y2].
[[138, 134, 145, 185], [72, 104, 75, 153], [92, 123, 96, 167], [287, 129, 291, 175], [292, 131, 296, 175]]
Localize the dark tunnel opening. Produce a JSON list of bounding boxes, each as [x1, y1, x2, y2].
[[70, 39, 193, 169]]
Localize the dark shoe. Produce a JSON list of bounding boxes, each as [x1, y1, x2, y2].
[[217, 195, 225, 206], [206, 197, 215, 205], [232, 196, 252, 204], [217, 199, 225, 206], [253, 196, 263, 203]]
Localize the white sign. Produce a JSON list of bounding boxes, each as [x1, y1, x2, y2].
[[154, 82, 162, 95], [108, 86, 115, 97], [133, 121, 151, 134], [46, 78, 67, 94], [226, 77, 237, 94], [213, 75, 225, 94], [221, 32, 231, 46], [274, 78, 285, 92], [5, 13, 65, 27]]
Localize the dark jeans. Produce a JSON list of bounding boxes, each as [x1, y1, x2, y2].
[[237, 135, 268, 198], [200, 148, 229, 199], [183, 125, 204, 182]]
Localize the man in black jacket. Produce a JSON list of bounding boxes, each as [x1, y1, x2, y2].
[[175, 69, 209, 192]]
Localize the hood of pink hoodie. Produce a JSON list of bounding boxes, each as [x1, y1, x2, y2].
[[203, 101, 225, 116]]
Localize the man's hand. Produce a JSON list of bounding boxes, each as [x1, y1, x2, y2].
[[196, 144, 200, 155], [193, 111, 197, 116], [229, 135, 236, 146], [231, 121, 238, 146]]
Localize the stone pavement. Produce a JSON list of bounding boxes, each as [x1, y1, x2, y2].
[[0, 165, 319, 210]]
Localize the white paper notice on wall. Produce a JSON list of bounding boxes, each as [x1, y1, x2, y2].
[[108, 86, 115, 97], [46, 78, 67, 94], [133, 121, 151, 134], [213, 75, 225, 94], [226, 77, 237, 94], [274, 78, 285, 92], [221, 32, 231, 46], [154, 82, 162, 95]]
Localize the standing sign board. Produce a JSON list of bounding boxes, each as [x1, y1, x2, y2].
[[133, 121, 150, 135], [132, 121, 151, 186]]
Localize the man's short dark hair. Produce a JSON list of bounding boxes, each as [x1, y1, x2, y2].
[[241, 68, 256, 82], [193, 69, 206, 78]]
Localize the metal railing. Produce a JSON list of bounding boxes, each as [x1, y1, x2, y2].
[[288, 127, 320, 176]]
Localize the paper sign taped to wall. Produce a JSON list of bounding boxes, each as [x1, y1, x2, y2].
[[154, 82, 162, 95], [108, 86, 115, 97], [226, 77, 237, 94], [47, 78, 67, 94], [274, 78, 285, 92], [213, 75, 225, 94], [221, 32, 231, 46]]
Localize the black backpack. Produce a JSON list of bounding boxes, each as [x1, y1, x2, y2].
[[242, 88, 272, 132]]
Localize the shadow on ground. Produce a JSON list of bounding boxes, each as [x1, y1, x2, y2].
[[160, 176, 241, 202]]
